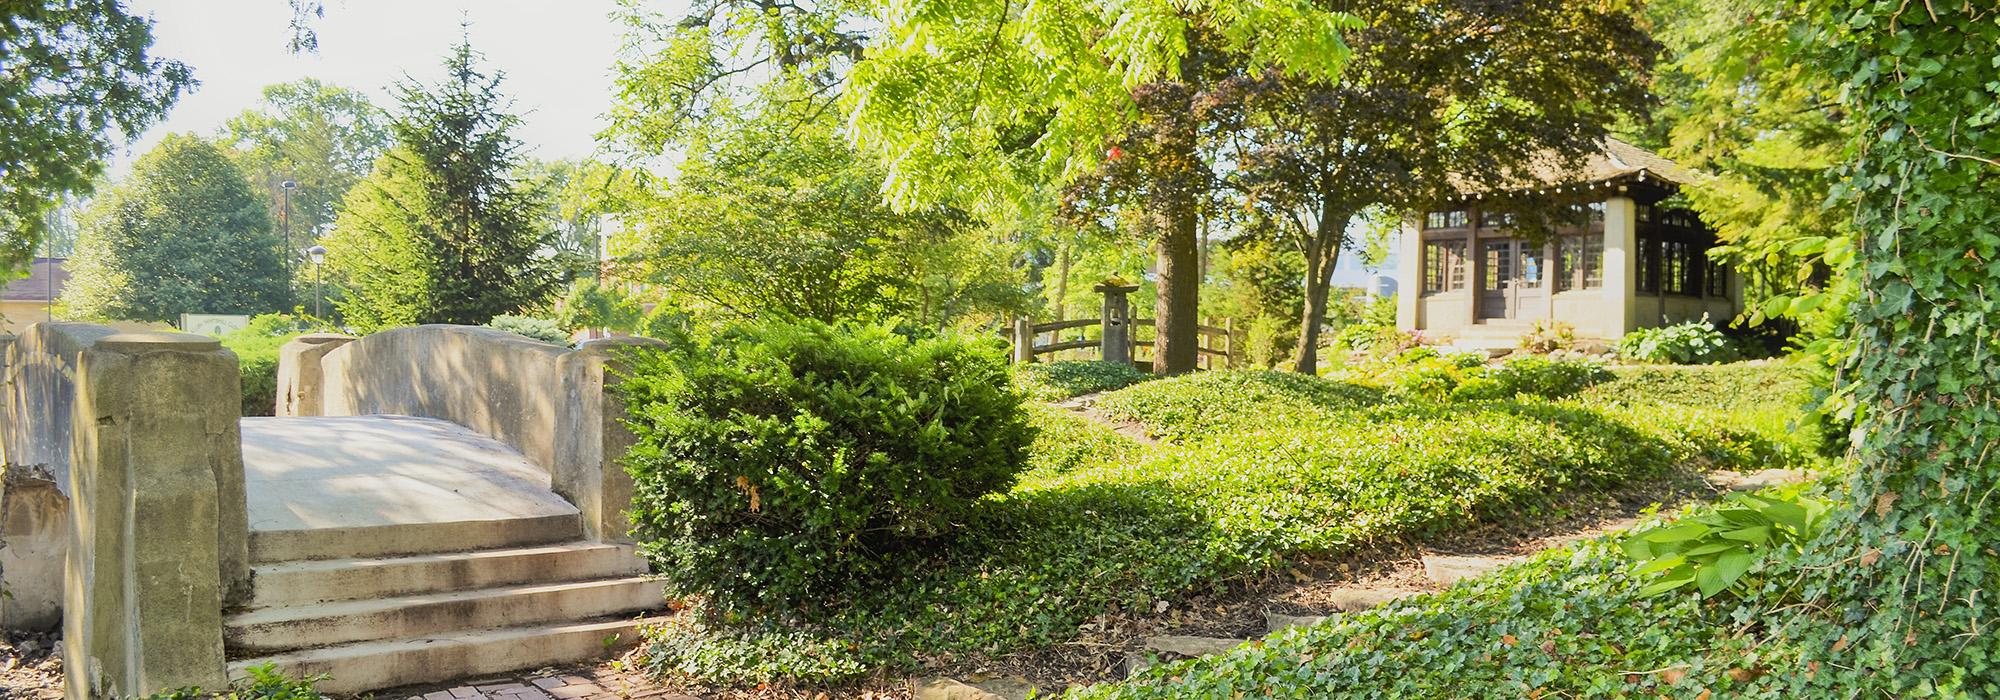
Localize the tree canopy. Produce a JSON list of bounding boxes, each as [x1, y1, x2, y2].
[[1217, 0, 1654, 371], [221, 78, 392, 265], [0, 0, 192, 278], [61, 133, 288, 322], [615, 82, 1027, 328], [319, 39, 563, 331]]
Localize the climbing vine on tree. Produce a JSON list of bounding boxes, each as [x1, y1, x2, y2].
[[1784, 1, 2000, 694]]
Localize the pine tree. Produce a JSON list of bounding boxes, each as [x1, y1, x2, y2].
[[320, 37, 560, 331]]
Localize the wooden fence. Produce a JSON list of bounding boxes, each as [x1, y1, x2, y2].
[[1008, 280, 1239, 369]]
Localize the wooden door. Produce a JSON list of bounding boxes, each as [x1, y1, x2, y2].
[[1479, 240, 1513, 319], [1479, 239, 1551, 321]]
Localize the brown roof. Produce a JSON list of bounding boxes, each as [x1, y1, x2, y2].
[[3, 258, 67, 302], [1455, 138, 1701, 195]]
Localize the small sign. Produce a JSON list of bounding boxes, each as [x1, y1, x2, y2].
[[181, 314, 251, 337]]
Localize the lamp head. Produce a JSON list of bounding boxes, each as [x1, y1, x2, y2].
[[307, 245, 327, 264]]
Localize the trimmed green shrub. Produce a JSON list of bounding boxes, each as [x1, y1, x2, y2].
[[1617, 319, 1739, 364], [1485, 355, 1613, 398], [1015, 360, 1150, 400], [484, 314, 571, 345], [218, 314, 306, 417], [619, 318, 1034, 614]]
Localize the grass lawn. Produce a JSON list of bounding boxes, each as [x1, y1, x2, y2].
[[639, 360, 1826, 689]]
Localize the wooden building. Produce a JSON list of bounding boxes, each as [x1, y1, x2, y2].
[[1394, 139, 1740, 347]]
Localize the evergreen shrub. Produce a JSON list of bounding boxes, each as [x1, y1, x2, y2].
[[618, 318, 1034, 613]]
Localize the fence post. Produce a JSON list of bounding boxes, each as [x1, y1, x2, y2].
[[1012, 317, 1035, 364], [1224, 318, 1237, 368], [1094, 278, 1139, 366]]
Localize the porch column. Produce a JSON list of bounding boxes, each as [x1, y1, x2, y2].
[[1602, 195, 1639, 337], [1395, 217, 1422, 331]]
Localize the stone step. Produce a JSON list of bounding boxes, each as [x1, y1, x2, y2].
[[249, 513, 585, 563], [1264, 612, 1331, 634], [1421, 553, 1523, 586], [228, 617, 654, 695], [227, 576, 667, 653], [1124, 636, 1248, 677], [248, 542, 651, 608]]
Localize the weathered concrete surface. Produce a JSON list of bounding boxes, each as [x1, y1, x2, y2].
[[240, 416, 583, 561], [65, 329, 246, 698], [0, 465, 66, 631], [274, 333, 356, 417], [3, 323, 118, 493], [554, 338, 665, 542], [318, 326, 569, 474], [226, 618, 650, 695], [248, 542, 647, 608], [226, 576, 665, 653]]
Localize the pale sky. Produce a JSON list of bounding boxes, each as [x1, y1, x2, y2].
[[116, 0, 667, 171]]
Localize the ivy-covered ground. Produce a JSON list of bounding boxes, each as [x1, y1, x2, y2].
[[638, 359, 1826, 694]]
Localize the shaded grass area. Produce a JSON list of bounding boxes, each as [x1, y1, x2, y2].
[[640, 364, 1819, 688]]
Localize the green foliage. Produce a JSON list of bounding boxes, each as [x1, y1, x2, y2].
[[1643, 0, 1853, 345], [1061, 524, 1781, 699], [221, 78, 391, 263], [1623, 490, 1829, 598], [218, 314, 312, 417], [1617, 319, 1740, 364], [1014, 360, 1151, 401], [1094, 370, 1384, 441], [619, 318, 1033, 614], [1220, 0, 1654, 370], [554, 279, 645, 335], [615, 81, 1028, 328], [1517, 319, 1577, 354], [64, 134, 290, 322], [320, 39, 563, 332], [0, 0, 192, 278], [1020, 404, 1144, 477], [484, 315, 569, 345], [1341, 354, 1611, 404], [641, 366, 1808, 686], [1781, 3, 2000, 694], [140, 662, 327, 699]]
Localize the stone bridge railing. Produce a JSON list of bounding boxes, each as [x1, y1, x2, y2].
[[0, 322, 657, 698], [1, 323, 249, 698], [276, 325, 662, 543]]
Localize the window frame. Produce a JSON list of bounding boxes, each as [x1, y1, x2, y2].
[[1422, 236, 1469, 294]]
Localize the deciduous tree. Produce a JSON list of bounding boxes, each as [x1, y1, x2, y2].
[[62, 134, 289, 322], [0, 0, 191, 278], [1218, 0, 1653, 372], [221, 78, 391, 267]]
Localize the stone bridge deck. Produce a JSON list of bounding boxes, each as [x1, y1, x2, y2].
[[233, 415, 664, 694]]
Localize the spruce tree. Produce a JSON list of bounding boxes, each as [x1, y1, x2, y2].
[[321, 38, 560, 331]]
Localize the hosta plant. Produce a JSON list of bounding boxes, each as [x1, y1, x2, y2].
[[1622, 490, 1828, 598]]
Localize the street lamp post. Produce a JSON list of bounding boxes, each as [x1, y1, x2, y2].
[[307, 245, 327, 320], [280, 180, 297, 284]]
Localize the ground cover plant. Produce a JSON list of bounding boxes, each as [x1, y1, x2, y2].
[[1064, 482, 1839, 700], [218, 313, 307, 417], [628, 358, 1819, 688], [1015, 360, 1152, 401]]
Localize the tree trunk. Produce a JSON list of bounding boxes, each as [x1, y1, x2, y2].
[[1153, 191, 1202, 375], [1292, 205, 1347, 374], [1053, 243, 1072, 322]]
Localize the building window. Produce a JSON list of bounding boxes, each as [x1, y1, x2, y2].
[[1637, 238, 1661, 294], [1423, 239, 1467, 293], [1637, 204, 1654, 223], [1483, 241, 1514, 290], [1479, 210, 1515, 228], [1426, 210, 1468, 229], [1557, 235, 1603, 292], [1661, 240, 1702, 296], [1706, 258, 1729, 298]]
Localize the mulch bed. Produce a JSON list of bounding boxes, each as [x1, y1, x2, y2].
[[0, 630, 62, 700]]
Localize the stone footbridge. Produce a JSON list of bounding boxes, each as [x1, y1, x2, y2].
[[0, 323, 667, 698]]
